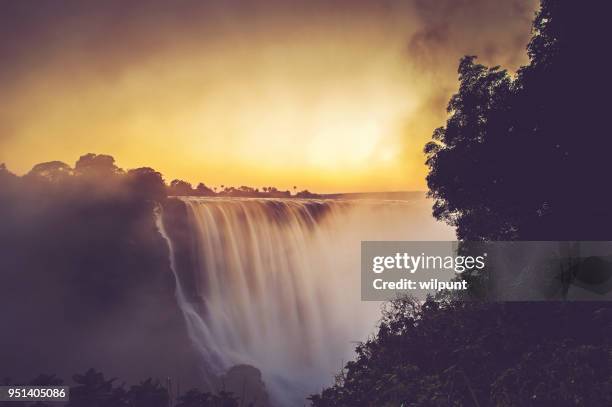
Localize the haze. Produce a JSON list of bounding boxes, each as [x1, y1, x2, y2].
[[0, 0, 537, 192]]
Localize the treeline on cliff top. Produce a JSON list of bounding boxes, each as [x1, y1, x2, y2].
[[0, 154, 321, 199]]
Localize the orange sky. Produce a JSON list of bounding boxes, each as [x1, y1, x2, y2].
[[0, 0, 537, 193]]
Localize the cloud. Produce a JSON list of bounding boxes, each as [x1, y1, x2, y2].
[[0, 0, 539, 191]]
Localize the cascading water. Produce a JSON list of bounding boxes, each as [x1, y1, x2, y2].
[[156, 196, 453, 405]]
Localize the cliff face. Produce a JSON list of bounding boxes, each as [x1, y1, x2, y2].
[[0, 175, 200, 387], [160, 197, 201, 302]]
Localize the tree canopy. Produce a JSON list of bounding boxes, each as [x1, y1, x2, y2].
[[425, 0, 610, 240], [308, 298, 611, 407]]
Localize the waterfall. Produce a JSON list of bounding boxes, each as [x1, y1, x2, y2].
[[155, 196, 453, 405]]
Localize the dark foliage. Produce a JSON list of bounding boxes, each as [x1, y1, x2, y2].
[[176, 389, 241, 407], [309, 297, 611, 407], [0, 368, 251, 407], [425, 0, 610, 241], [68, 369, 128, 407]]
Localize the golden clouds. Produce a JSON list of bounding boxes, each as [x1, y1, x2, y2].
[[0, 0, 537, 192]]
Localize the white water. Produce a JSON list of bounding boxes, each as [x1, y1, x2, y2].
[[156, 196, 453, 405]]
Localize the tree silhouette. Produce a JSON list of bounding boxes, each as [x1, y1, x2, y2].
[[74, 154, 122, 178], [195, 182, 215, 196], [125, 378, 168, 407], [175, 389, 215, 407], [425, 0, 610, 241], [309, 298, 611, 406], [67, 369, 126, 407], [26, 161, 73, 183], [0, 369, 253, 407], [168, 179, 194, 196], [126, 167, 167, 202]]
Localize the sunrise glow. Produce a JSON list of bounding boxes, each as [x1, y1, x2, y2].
[[0, 0, 536, 192]]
